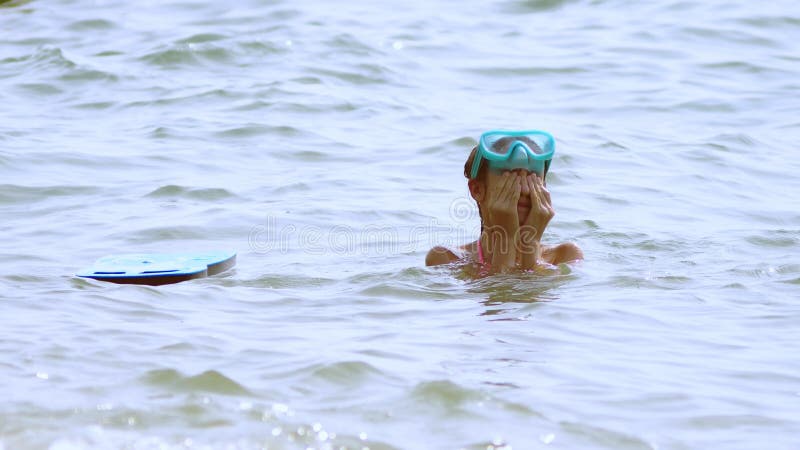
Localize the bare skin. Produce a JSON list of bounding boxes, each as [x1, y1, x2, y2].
[[426, 169, 583, 273]]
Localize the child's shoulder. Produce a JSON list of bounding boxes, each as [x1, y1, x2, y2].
[[425, 242, 478, 266], [542, 242, 583, 265], [425, 246, 459, 266]]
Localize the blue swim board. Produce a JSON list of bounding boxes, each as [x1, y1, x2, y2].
[[77, 250, 236, 285]]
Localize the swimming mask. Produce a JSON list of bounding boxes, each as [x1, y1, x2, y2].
[[469, 130, 555, 179]]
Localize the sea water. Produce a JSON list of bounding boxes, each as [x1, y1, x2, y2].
[[1, 0, 799, 448]]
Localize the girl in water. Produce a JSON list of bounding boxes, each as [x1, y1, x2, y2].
[[426, 130, 583, 274]]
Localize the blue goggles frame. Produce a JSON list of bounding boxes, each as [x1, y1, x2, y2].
[[469, 130, 555, 179]]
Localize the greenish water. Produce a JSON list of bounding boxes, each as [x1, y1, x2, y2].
[[1, 0, 799, 449]]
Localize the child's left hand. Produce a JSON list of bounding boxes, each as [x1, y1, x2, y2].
[[521, 173, 554, 245]]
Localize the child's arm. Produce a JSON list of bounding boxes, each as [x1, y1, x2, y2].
[[486, 228, 517, 273], [519, 230, 541, 269]]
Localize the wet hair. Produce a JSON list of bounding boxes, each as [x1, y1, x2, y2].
[[464, 146, 487, 231], [463, 145, 488, 181]]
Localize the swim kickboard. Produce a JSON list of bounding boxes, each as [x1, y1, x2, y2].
[[77, 251, 236, 285]]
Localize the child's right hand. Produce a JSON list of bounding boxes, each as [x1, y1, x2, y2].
[[481, 172, 521, 273], [484, 172, 521, 231]]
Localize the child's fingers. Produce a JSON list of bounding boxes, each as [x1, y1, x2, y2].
[[535, 174, 551, 207], [511, 174, 522, 202], [528, 175, 541, 208], [498, 172, 513, 201], [501, 173, 518, 203], [491, 172, 509, 199]]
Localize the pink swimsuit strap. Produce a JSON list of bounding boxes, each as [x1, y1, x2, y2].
[[477, 239, 485, 265]]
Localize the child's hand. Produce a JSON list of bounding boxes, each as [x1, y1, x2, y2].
[[484, 172, 521, 231], [521, 174, 554, 244], [482, 172, 521, 272], [518, 174, 552, 269]]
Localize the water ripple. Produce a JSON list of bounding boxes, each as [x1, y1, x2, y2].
[[145, 185, 238, 201], [309, 64, 393, 85], [214, 124, 304, 139], [176, 33, 229, 44], [0, 184, 99, 204], [3, 0, 800, 448], [505, 0, 579, 13], [141, 369, 252, 396], [67, 18, 117, 32], [306, 361, 390, 386], [139, 46, 206, 67], [411, 380, 484, 411]]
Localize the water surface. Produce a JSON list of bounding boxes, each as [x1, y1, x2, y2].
[[1, 0, 799, 449]]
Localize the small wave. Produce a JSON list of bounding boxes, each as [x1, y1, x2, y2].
[[193, 46, 232, 62], [745, 231, 798, 248], [728, 265, 771, 280], [67, 18, 116, 31], [141, 368, 251, 395], [237, 40, 291, 56], [139, 43, 235, 67], [0, 0, 33, 8], [357, 281, 433, 299], [307, 361, 386, 386], [707, 132, 758, 147], [5, 46, 118, 87], [680, 26, 780, 49], [269, 181, 312, 195], [120, 226, 210, 242], [71, 100, 116, 110], [700, 60, 780, 75], [157, 341, 219, 353], [0, 184, 97, 204], [349, 265, 465, 300], [3, 273, 50, 283], [93, 49, 123, 57], [682, 413, 791, 430], [139, 47, 199, 66], [265, 99, 361, 114], [308, 64, 391, 85], [464, 65, 588, 78], [125, 88, 243, 110], [215, 124, 303, 139], [411, 380, 483, 410], [59, 68, 118, 83], [287, 149, 331, 161], [419, 136, 477, 155], [225, 99, 274, 112], [2, 46, 73, 70], [325, 33, 381, 57], [239, 273, 335, 289], [504, 0, 577, 13], [672, 99, 737, 113], [176, 33, 229, 44], [739, 16, 800, 29], [560, 421, 654, 449], [145, 185, 237, 201], [467, 272, 567, 304], [13, 82, 63, 97]]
